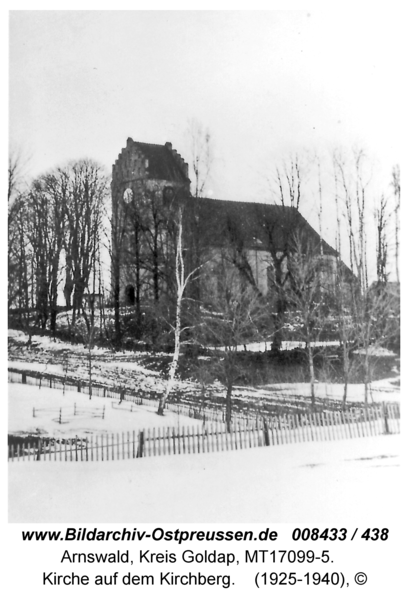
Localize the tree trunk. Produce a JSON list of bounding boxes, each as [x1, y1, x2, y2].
[[342, 346, 349, 410], [157, 291, 181, 416], [158, 206, 184, 415], [225, 378, 233, 433], [306, 338, 315, 409], [364, 345, 370, 405]]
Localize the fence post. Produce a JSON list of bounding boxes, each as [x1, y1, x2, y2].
[[138, 430, 145, 458], [263, 418, 270, 446], [37, 439, 42, 462], [382, 402, 390, 435]]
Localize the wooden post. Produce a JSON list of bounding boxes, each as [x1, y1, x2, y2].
[[295, 414, 301, 443], [209, 421, 214, 452], [382, 402, 389, 435], [347, 409, 354, 439], [167, 427, 171, 455], [156, 427, 161, 456], [237, 421, 242, 449], [374, 406, 382, 436], [375, 406, 382, 436], [321, 412, 329, 440], [366, 408, 373, 437], [328, 411, 335, 440], [141, 430, 146, 458], [333, 410, 344, 440], [311, 412, 318, 442]]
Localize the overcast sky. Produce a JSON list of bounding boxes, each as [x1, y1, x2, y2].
[[9, 10, 403, 226]]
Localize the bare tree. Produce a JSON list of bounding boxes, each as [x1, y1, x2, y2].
[[391, 165, 400, 283], [8, 193, 33, 336], [187, 119, 213, 199], [284, 233, 331, 407], [8, 150, 32, 328], [374, 194, 389, 284], [157, 203, 202, 415], [332, 148, 397, 404], [195, 258, 267, 431], [62, 160, 108, 326], [263, 152, 309, 349]]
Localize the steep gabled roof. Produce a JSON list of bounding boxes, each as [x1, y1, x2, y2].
[[184, 196, 337, 256]]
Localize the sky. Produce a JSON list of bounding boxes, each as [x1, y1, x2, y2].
[[8, 9, 404, 274]]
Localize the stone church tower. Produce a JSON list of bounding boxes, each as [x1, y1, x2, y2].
[[111, 138, 191, 308]]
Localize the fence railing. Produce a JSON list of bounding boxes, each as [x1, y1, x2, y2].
[[8, 369, 254, 425], [8, 402, 400, 462]]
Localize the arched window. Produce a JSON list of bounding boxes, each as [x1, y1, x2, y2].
[[125, 284, 135, 305]]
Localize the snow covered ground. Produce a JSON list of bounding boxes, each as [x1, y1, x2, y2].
[[9, 330, 400, 410], [256, 379, 400, 404], [9, 384, 198, 439], [9, 434, 400, 523]]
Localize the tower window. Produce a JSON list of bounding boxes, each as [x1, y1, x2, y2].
[[125, 284, 135, 305], [123, 188, 133, 204]]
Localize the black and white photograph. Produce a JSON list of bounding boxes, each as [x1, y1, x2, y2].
[[8, 10, 401, 525]]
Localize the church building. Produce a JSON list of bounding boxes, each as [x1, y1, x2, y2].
[[111, 138, 339, 310]]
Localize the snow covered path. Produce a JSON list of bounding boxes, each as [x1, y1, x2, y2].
[[9, 435, 400, 523]]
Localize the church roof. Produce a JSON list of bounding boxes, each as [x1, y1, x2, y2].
[[185, 196, 337, 256]]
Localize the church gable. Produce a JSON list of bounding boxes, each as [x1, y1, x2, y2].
[[112, 138, 190, 186]]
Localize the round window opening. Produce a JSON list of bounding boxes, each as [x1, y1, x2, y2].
[[123, 188, 133, 204]]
